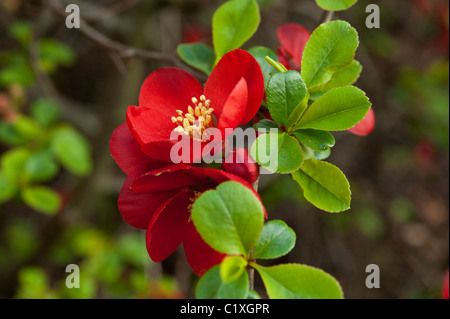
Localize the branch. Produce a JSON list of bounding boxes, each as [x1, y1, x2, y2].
[[46, 0, 207, 81]]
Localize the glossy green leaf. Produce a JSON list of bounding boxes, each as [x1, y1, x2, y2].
[[293, 129, 335, 151], [322, 60, 362, 91], [50, 126, 92, 176], [30, 98, 61, 127], [177, 43, 215, 75], [0, 122, 27, 146], [247, 290, 262, 299], [191, 181, 264, 257], [254, 263, 343, 299], [196, 265, 249, 299], [315, 0, 358, 11], [251, 132, 303, 174], [213, 0, 260, 62], [253, 220, 296, 259], [13, 116, 41, 139], [292, 159, 351, 212], [294, 86, 371, 131], [220, 256, 247, 283], [298, 141, 331, 161], [266, 71, 308, 127], [0, 170, 18, 204], [21, 186, 61, 215], [23, 151, 59, 183], [301, 20, 359, 90], [9, 21, 32, 46], [248, 46, 278, 88]]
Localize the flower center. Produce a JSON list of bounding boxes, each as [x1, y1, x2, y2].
[[171, 95, 215, 141]]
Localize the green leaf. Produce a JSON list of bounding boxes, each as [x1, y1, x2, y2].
[[50, 126, 92, 176], [266, 71, 308, 127], [177, 43, 215, 75], [315, 0, 358, 11], [250, 132, 304, 174], [254, 263, 343, 299], [1, 147, 31, 179], [220, 256, 247, 283], [0, 170, 18, 204], [196, 265, 249, 299], [248, 46, 278, 88], [298, 141, 331, 161], [293, 129, 335, 151], [30, 98, 61, 127], [39, 39, 76, 73], [301, 20, 359, 90], [247, 290, 262, 299], [9, 21, 32, 46], [292, 159, 351, 212], [21, 186, 61, 215], [294, 86, 371, 131], [23, 151, 59, 183], [213, 0, 260, 62], [322, 60, 362, 91], [0, 122, 27, 146], [253, 220, 296, 260], [191, 181, 264, 257], [13, 116, 41, 139]]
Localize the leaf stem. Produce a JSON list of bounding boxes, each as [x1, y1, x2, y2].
[[265, 56, 288, 73]]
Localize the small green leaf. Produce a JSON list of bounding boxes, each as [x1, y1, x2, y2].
[[0, 122, 27, 146], [13, 116, 41, 139], [23, 151, 59, 183], [177, 43, 215, 75], [9, 21, 32, 46], [298, 141, 331, 161], [266, 71, 308, 127], [294, 86, 371, 131], [30, 98, 61, 127], [253, 220, 296, 260], [301, 20, 359, 90], [315, 0, 358, 11], [250, 132, 304, 174], [50, 126, 92, 176], [293, 129, 335, 151], [292, 159, 351, 212], [0, 170, 18, 204], [191, 181, 264, 257], [322, 60, 362, 91], [196, 265, 249, 299], [254, 263, 343, 299], [21, 186, 61, 215], [213, 0, 260, 62], [1, 147, 31, 179], [248, 46, 278, 88], [220, 256, 248, 283], [39, 39, 76, 73]]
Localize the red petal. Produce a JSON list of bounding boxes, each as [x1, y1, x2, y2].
[[348, 108, 375, 136], [277, 23, 310, 69], [277, 47, 294, 70], [139, 67, 204, 110], [110, 122, 169, 175], [183, 222, 226, 276], [216, 77, 248, 137], [118, 169, 179, 229], [222, 148, 260, 184], [131, 165, 210, 193], [205, 49, 264, 125], [146, 188, 193, 262]]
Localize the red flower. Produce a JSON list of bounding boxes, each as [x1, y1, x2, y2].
[[126, 49, 264, 163], [443, 271, 449, 299], [110, 123, 265, 276], [277, 23, 310, 70], [277, 23, 375, 136]]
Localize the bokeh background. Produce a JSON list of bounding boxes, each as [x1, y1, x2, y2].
[[0, 0, 448, 299]]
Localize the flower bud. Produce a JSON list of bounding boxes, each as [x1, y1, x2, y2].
[[222, 148, 259, 184]]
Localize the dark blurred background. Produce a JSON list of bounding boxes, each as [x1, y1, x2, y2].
[[0, 0, 448, 299]]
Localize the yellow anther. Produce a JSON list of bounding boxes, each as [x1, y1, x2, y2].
[[195, 106, 201, 117], [176, 110, 183, 115], [185, 113, 195, 122], [183, 118, 190, 129], [171, 116, 178, 123], [177, 116, 183, 122], [192, 97, 198, 105], [200, 95, 206, 102]]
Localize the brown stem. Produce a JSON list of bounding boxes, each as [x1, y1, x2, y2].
[[321, 10, 334, 24]]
